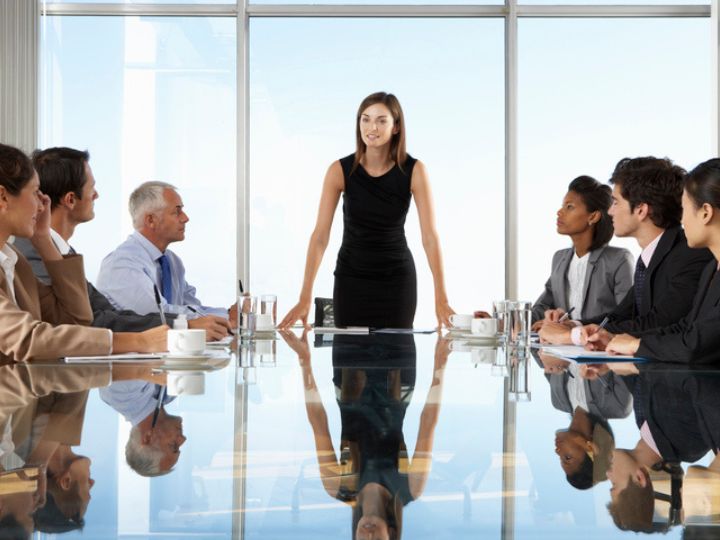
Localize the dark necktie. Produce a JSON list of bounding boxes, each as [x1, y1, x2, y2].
[[158, 255, 173, 304], [634, 257, 647, 313]]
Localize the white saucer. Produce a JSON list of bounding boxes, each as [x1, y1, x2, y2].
[[447, 327, 472, 335], [454, 333, 500, 342], [154, 357, 230, 372], [164, 351, 209, 360]]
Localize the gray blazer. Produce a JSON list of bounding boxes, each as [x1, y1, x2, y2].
[[547, 371, 633, 419], [532, 245, 634, 323], [13, 237, 174, 332]]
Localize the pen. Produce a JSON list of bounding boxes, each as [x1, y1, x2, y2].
[[558, 307, 575, 323], [597, 316, 610, 331], [153, 285, 167, 327], [238, 279, 244, 295]]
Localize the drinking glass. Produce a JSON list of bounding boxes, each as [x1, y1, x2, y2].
[[239, 295, 258, 337], [260, 294, 277, 327], [492, 300, 510, 339], [507, 300, 532, 349]]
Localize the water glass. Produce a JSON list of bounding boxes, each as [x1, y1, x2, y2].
[[509, 355, 531, 402], [260, 294, 277, 327], [239, 295, 258, 337], [492, 300, 510, 338], [507, 300, 532, 349]]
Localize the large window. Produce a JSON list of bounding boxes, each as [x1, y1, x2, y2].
[[40, 15, 236, 308], [517, 18, 712, 303], [249, 18, 505, 327]]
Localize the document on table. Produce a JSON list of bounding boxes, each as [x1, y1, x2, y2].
[[540, 345, 646, 363], [64, 353, 163, 364], [373, 328, 437, 334], [313, 326, 370, 335]]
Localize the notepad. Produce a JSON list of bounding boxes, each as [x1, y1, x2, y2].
[[540, 345, 646, 363], [313, 326, 370, 335], [64, 353, 163, 363]]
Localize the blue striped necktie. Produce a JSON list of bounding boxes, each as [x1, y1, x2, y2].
[[158, 254, 173, 304], [634, 257, 647, 313]]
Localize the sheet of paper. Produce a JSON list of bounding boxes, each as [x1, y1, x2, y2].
[[64, 353, 163, 363], [373, 328, 437, 334], [313, 326, 370, 335], [540, 345, 642, 362]]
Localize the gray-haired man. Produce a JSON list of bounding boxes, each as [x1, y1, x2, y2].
[[97, 181, 237, 327]]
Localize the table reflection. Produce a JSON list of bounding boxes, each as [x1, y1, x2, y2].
[[281, 332, 448, 540], [1, 335, 720, 538]]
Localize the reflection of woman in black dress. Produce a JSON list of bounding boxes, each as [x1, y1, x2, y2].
[[281, 332, 448, 539], [280, 92, 455, 329]]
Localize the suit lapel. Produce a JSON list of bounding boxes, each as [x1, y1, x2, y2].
[[580, 248, 602, 318], [643, 226, 679, 311], [554, 250, 573, 310]]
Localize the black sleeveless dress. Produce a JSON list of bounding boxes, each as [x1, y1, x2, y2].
[[333, 154, 417, 328]]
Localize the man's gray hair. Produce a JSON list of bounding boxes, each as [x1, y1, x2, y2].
[[129, 181, 178, 230], [125, 425, 171, 477]]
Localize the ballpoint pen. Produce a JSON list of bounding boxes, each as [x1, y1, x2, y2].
[[558, 307, 575, 323], [597, 316, 610, 331], [153, 285, 167, 327]]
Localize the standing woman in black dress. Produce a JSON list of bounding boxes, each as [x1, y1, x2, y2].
[[280, 92, 455, 329]]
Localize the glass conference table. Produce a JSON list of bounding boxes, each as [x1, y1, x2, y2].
[[2, 331, 719, 539]]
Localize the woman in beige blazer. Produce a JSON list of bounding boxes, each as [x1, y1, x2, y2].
[[0, 143, 167, 362]]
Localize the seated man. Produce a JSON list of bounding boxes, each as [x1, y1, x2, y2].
[[96, 181, 237, 326], [14, 148, 230, 340], [539, 156, 712, 346], [99, 380, 186, 477]]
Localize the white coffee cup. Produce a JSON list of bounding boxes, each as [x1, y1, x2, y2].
[[471, 318, 498, 337], [449, 313, 473, 330], [167, 329, 206, 355], [255, 313, 274, 332], [471, 347, 497, 364], [449, 341, 471, 352], [167, 371, 205, 396]]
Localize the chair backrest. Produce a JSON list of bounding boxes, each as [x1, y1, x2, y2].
[[314, 297, 334, 328]]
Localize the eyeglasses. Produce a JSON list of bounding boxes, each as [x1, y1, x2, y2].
[[151, 385, 167, 429]]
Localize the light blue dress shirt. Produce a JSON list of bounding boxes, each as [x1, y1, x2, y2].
[[99, 381, 175, 426], [96, 231, 228, 318]]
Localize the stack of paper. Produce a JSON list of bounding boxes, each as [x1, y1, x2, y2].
[[64, 353, 162, 364]]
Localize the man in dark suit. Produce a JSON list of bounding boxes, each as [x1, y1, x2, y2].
[[13, 147, 231, 338], [540, 157, 713, 346]]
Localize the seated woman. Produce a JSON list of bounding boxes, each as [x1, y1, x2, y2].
[[532, 176, 634, 328], [0, 143, 166, 362], [605, 158, 720, 364]]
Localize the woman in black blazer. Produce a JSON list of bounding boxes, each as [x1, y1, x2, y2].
[[607, 158, 720, 363]]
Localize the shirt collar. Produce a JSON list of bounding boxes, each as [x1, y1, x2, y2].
[[0, 244, 18, 271], [49, 228, 72, 255], [641, 231, 664, 268], [131, 230, 164, 261]]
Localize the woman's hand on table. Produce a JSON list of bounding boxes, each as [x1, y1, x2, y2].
[[435, 300, 454, 329], [279, 299, 312, 330], [279, 328, 311, 365]]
